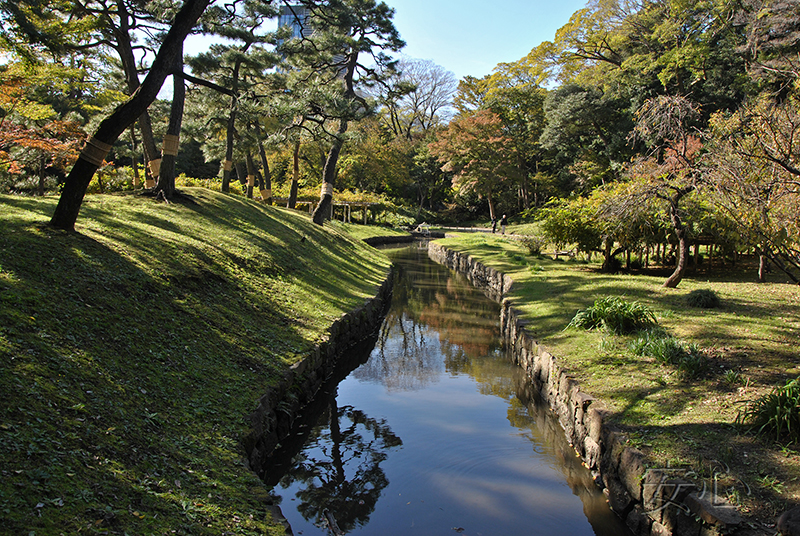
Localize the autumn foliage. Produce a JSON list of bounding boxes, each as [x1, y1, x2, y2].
[[428, 109, 519, 218], [0, 71, 84, 188]]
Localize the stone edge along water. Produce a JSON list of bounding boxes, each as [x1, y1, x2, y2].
[[240, 264, 394, 533], [426, 241, 744, 536]]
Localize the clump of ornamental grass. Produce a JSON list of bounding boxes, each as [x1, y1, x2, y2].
[[686, 288, 721, 309], [630, 328, 708, 379], [737, 377, 800, 443], [566, 296, 658, 335]]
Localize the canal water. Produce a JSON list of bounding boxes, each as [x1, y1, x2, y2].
[[264, 243, 632, 536]]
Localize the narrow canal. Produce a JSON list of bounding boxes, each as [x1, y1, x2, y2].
[[263, 243, 632, 536]]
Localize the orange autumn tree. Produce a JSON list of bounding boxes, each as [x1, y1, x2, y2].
[[428, 109, 520, 222], [0, 65, 85, 195]]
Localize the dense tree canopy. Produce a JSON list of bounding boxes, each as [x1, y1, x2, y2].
[[2, 0, 800, 280]]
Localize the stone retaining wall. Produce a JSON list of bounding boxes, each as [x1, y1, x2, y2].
[[242, 270, 394, 478], [427, 242, 742, 536]]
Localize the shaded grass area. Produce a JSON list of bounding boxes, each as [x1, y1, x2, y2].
[[0, 189, 392, 535], [436, 233, 800, 528]]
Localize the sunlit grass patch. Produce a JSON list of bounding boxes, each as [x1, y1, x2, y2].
[[0, 189, 391, 535]]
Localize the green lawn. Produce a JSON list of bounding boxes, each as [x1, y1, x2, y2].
[[327, 221, 411, 241], [435, 232, 800, 526], [0, 189, 392, 535]]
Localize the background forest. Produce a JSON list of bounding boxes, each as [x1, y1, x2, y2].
[[2, 0, 800, 282]]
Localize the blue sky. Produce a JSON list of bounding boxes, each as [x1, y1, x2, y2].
[[184, 0, 589, 81], [383, 0, 589, 79]]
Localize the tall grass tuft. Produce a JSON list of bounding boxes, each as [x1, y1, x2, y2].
[[737, 378, 800, 442], [628, 327, 669, 355], [517, 235, 547, 256], [567, 296, 658, 335], [630, 329, 708, 379]]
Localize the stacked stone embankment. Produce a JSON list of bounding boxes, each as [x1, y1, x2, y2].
[[427, 242, 742, 536], [242, 271, 393, 479]]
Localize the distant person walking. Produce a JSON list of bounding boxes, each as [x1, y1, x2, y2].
[[500, 214, 507, 234], [491, 217, 497, 233]]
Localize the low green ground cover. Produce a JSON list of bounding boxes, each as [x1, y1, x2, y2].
[[0, 189, 392, 535], [327, 221, 411, 241], [435, 233, 800, 529]]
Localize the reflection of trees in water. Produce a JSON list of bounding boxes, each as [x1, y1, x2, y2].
[[421, 288, 499, 359], [353, 248, 502, 390], [278, 395, 402, 533], [351, 311, 444, 390], [273, 246, 629, 536]]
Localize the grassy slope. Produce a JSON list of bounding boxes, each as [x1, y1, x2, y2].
[[436, 232, 800, 526], [0, 189, 392, 535], [326, 221, 411, 241]]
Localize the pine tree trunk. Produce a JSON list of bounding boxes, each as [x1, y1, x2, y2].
[[155, 52, 186, 201], [256, 126, 272, 204], [221, 58, 243, 194], [129, 126, 141, 189], [234, 161, 247, 194], [288, 139, 300, 209], [312, 42, 360, 226], [245, 152, 256, 199], [312, 121, 348, 226], [114, 13, 159, 183], [221, 96, 237, 193]]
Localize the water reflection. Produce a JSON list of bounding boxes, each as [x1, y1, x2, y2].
[[277, 397, 402, 532], [266, 244, 632, 536], [353, 246, 500, 391]]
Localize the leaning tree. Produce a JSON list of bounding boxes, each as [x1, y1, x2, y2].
[[628, 95, 704, 288], [49, 0, 212, 231]]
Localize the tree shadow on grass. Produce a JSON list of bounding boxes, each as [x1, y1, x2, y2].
[[596, 374, 800, 526], [621, 419, 798, 526], [0, 199, 337, 534]]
